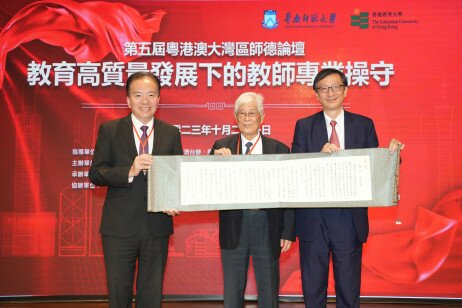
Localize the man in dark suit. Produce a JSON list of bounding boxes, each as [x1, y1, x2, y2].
[[89, 72, 182, 308], [292, 68, 403, 308], [211, 92, 296, 307]]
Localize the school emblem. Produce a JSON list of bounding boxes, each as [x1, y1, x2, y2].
[[262, 10, 278, 29]]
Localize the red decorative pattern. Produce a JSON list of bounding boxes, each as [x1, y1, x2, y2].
[[0, 0, 165, 88], [363, 189, 461, 283]]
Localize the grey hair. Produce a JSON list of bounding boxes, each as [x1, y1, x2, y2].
[[234, 92, 264, 114]]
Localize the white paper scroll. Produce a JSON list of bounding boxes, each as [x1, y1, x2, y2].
[[147, 148, 400, 212], [180, 156, 372, 206]]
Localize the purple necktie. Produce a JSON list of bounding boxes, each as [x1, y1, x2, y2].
[[330, 120, 340, 148], [139, 125, 149, 154]]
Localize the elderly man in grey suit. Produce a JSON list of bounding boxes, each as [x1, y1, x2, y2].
[[89, 72, 182, 308], [210, 92, 296, 308]]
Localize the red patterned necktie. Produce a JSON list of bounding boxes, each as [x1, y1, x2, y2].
[[330, 120, 340, 148], [139, 125, 149, 154]]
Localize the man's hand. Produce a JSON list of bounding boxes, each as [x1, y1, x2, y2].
[[129, 154, 153, 177], [280, 239, 292, 253], [163, 210, 180, 216], [321, 143, 340, 153], [388, 138, 405, 153], [213, 148, 232, 156]]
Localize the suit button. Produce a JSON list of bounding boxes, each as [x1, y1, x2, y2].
[[143, 197, 147, 201]]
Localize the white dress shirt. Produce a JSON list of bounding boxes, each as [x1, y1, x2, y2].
[[240, 133, 262, 155], [129, 114, 154, 182], [131, 114, 154, 154]]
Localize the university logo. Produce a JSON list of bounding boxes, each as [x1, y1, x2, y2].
[[262, 10, 278, 29], [351, 10, 369, 29]]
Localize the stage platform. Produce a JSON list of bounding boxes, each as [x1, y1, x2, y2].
[[1, 300, 461, 308]]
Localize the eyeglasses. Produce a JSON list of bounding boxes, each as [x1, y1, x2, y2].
[[316, 84, 344, 94], [235, 110, 260, 119]]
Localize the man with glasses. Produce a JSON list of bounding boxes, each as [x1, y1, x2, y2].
[[211, 92, 295, 307], [89, 72, 182, 307], [292, 68, 403, 308]]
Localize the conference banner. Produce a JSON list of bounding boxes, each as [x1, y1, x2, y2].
[[0, 0, 461, 300]]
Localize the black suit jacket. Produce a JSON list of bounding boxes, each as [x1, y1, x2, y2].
[[291, 110, 379, 243], [89, 114, 183, 237], [210, 134, 296, 259]]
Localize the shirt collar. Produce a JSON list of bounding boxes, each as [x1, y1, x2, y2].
[[131, 114, 154, 130], [241, 133, 260, 145], [323, 109, 344, 126]]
